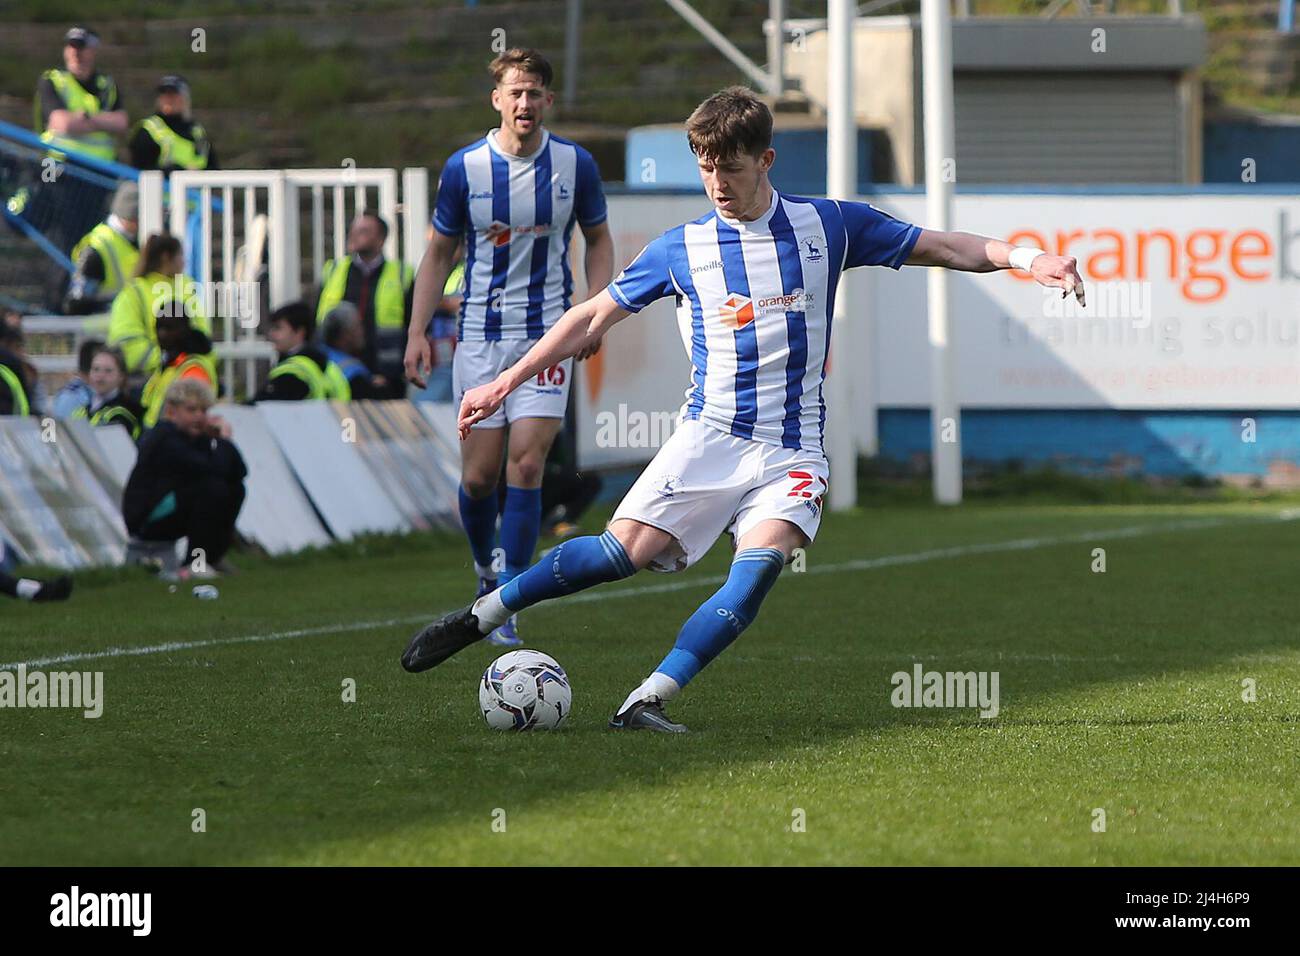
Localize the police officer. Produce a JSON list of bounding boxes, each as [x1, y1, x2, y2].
[[315, 211, 412, 398], [129, 74, 218, 173], [35, 26, 126, 164]]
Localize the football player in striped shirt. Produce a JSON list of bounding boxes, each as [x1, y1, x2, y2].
[[405, 48, 614, 647], [403, 87, 1084, 731]]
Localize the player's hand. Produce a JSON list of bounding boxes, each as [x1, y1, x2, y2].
[[574, 336, 603, 362], [458, 377, 510, 440], [1030, 255, 1086, 307], [404, 336, 432, 389]]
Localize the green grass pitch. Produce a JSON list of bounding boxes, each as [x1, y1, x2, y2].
[[1, 501, 1297, 865]]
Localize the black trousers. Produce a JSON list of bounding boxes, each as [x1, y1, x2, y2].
[[135, 477, 246, 566]]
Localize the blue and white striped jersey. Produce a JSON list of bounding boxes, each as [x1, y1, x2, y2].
[[607, 190, 920, 454], [434, 129, 607, 341]]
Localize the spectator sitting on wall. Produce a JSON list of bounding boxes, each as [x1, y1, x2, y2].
[[0, 568, 72, 603], [254, 301, 351, 402], [319, 302, 387, 399], [129, 74, 218, 174], [314, 210, 413, 398], [122, 378, 245, 578], [64, 182, 140, 316], [140, 309, 216, 430], [0, 325, 35, 417], [107, 233, 211, 381], [51, 338, 102, 417], [71, 346, 144, 440]]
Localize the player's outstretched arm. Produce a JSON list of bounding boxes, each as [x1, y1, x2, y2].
[[456, 289, 630, 438], [405, 230, 461, 388], [906, 229, 1086, 306]]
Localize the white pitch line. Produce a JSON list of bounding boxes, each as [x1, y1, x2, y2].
[[4, 511, 1294, 672]]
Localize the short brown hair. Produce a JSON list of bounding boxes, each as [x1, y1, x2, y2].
[[686, 86, 773, 163], [489, 48, 553, 89]]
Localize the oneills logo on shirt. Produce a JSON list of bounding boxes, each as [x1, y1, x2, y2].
[[718, 293, 755, 329]]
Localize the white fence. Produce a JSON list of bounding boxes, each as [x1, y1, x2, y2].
[[136, 166, 430, 396]]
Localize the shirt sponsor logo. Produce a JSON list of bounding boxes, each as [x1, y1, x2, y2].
[[717, 289, 814, 327], [483, 221, 552, 247], [718, 293, 755, 329]]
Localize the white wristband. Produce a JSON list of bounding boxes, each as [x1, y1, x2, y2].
[[1008, 247, 1045, 272]]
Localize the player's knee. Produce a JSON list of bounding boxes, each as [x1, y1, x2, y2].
[[461, 474, 498, 499], [507, 455, 544, 488]]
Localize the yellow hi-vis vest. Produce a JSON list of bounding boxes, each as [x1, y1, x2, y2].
[[0, 363, 30, 416], [137, 115, 210, 170], [36, 69, 118, 162], [316, 258, 413, 330], [70, 222, 139, 300], [71, 400, 142, 440], [107, 273, 212, 377], [141, 352, 218, 429], [267, 353, 352, 401]]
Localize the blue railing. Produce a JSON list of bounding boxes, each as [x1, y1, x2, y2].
[[0, 118, 142, 187]]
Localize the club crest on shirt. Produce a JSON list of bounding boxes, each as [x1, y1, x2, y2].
[[802, 235, 825, 262], [553, 177, 572, 200]]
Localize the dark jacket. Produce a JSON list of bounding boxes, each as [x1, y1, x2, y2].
[[122, 419, 247, 531]]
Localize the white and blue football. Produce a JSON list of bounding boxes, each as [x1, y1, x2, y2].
[[480, 649, 572, 731]]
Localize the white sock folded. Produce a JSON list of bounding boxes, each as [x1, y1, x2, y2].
[[618, 672, 681, 715], [474, 562, 497, 581], [16, 579, 41, 601], [471, 588, 510, 634]]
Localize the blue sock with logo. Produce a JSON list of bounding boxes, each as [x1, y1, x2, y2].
[[498, 485, 542, 589], [458, 484, 499, 573], [654, 548, 786, 688], [499, 530, 636, 612]]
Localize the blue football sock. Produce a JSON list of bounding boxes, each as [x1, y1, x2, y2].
[[498, 485, 542, 589], [654, 547, 786, 688], [458, 484, 499, 572], [499, 530, 635, 612]]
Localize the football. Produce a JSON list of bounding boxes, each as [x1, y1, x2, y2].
[[479, 650, 572, 731]]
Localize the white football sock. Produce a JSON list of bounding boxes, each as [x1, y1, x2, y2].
[[471, 588, 510, 633], [16, 579, 41, 601], [474, 562, 496, 581], [618, 672, 681, 715]]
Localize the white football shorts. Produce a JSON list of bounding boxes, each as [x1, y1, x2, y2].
[[610, 418, 830, 573], [453, 339, 572, 429]]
